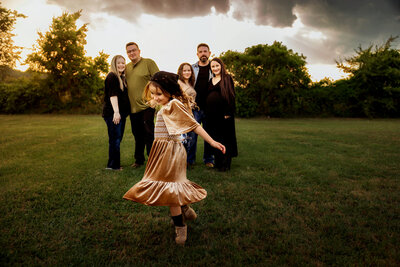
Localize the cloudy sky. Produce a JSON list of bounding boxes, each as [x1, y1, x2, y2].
[[4, 0, 400, 81]]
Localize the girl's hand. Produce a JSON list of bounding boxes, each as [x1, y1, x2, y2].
[[113, 112, 121, 124], [212, 141, 226, 154], [193, 125, 225, 154], [224, 115, 231, 119]]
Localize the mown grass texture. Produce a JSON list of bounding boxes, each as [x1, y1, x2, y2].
[[0, 115, 399, 266]]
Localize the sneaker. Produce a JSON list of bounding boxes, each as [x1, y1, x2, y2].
[[175, 225, 187, 245], [205, 162, 214, 168], [182, 205, 197, 221]]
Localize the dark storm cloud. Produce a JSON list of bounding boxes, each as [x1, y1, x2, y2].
[[47, 0, 400, 63], [141, 0, 230, 17], [47, 0, 230, 20], [231, 0, 399, 50], [295, 0, 399, 37], [235, 0, 400, 63], [291, 0, 400, 63], [231, 0, 298, 27], [47, 0, 400, 33]]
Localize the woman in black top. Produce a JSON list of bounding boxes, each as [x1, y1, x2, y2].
[[102, 55, 131, 170], [205, 57, 238, 171]]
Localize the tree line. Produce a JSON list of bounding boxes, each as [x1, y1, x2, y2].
[[221, 37, 400, 118], [1, 5, 399, 117]]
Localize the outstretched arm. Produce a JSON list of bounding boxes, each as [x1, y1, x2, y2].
[[194, 125, 226, 154]]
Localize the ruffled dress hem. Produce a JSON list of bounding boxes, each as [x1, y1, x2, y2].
[[123, 179, 207, 206], [122, 99, 206, 207]]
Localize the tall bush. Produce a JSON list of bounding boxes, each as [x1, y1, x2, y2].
[[337, 36, 400, 117], [221, 42, 311, 117], [0, 77, 46, 113]]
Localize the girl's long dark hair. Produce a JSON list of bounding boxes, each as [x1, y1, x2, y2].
[[211, 57, 235, 109]]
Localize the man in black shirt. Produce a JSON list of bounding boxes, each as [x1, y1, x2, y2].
[[189, 43, 214, 167]]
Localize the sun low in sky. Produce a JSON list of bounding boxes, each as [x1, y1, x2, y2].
[[4, 0, 400, 82]]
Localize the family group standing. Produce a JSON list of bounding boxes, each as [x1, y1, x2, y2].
[[102, 42, 237, 245]]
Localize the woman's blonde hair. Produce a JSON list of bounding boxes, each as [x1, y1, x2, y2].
[[143, 81, 196, 114], [109, 55, 127, 90]]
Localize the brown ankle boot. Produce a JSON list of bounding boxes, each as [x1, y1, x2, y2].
[[182, 205, 197, 221], [175, 225, 187, 245]]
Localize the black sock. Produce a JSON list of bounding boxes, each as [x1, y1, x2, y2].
[[171, 214, 185, 227]]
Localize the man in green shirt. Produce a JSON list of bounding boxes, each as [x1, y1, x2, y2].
[[125, 42, 159, 167]]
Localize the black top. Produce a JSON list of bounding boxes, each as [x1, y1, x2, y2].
[[205, 79, 235, 118], [205, 79, 238, 157], [194, 64, 210, 110], [102, 72, 131, 117]]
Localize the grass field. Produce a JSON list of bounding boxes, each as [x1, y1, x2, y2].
[[0, 115, 399, 266]]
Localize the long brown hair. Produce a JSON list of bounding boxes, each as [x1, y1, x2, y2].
[[177, 63, 195, 87], [210, 57, 235, 108]]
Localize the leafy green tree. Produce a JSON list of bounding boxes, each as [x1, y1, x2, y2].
[[78, 51, 109, 106], [337, 36, 400, 117], [221, 42, 311, 117], [0, 2, 26, 79], [26, 10, 109, 110]]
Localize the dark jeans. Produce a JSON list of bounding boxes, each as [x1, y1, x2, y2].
[[186, 109, 214, 164], [104, 115, 127, 169], [130, 108, 155, 165], [182, 131, 196, 160]]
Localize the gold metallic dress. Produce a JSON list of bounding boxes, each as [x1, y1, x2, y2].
[[123, 99, 207, 206]]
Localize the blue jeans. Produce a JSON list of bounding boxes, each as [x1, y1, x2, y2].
[[104, 115, 127, 169], [186, 109, 214, 164]]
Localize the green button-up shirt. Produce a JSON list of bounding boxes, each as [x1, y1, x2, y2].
[[125, 57, 159, 113]]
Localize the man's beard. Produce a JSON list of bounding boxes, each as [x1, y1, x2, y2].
[[200, 56, 208, 63]]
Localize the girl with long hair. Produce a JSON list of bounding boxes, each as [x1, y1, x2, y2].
[[123, 71, 225, 245], [177, 63, 197, 164]]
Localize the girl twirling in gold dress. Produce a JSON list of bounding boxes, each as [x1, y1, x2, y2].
[[123, 71, 225, 245]]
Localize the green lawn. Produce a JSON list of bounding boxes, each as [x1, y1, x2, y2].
[[0, 115, 399, 266]]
